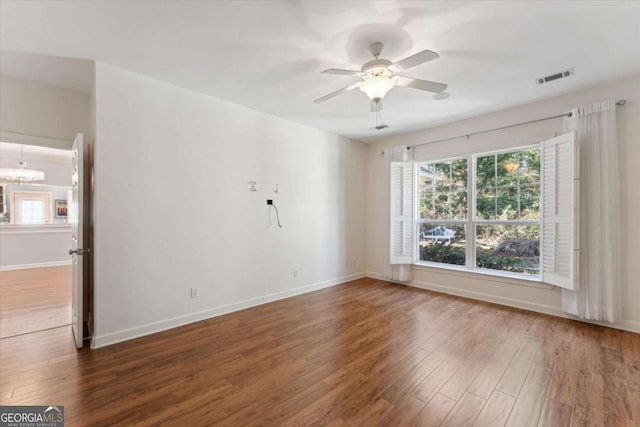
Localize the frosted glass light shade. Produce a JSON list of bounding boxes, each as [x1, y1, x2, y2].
[[359, 76, 396, 101]]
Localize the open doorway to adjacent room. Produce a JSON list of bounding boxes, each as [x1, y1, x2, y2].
[[0, 142, 74, 338]]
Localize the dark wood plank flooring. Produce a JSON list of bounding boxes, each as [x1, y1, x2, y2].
[[1, 277, 639, 426]]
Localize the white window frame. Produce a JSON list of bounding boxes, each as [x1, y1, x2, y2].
[[415, 156, 469, 266], [415, 144, 542, 280], [414, 132, 579, 289], [10, 191, 53, 224], [472, 144, 542, 276]]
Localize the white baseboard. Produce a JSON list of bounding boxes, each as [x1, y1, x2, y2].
[[578, 317, 640, 334], [0, 260, 71, 271], [364, 270, 409, 285], [408, 278, 564, 317], [91, 272, 366, 349], [405, 278, 640, 334]]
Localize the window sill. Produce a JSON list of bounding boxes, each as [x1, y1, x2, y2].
[[413, 262, 554, 290]]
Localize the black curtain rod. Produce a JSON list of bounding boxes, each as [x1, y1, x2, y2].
[[385, 99, 627, 152]]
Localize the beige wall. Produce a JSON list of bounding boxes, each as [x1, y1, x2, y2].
[[0, 73, 90, 149], [92, 63, 366, 347], [365, 75, 640, 332]]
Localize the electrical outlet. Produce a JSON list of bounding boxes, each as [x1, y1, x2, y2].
[[190, 287, 199, 299], [293, 269, 299, 278]]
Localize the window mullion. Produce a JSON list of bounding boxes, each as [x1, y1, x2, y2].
[[517, 152, 521, 220], [414, 163, 420, 263], [494, 154, 498, 220], [448, 163, 453, 219], [467, 155, 475, 269]]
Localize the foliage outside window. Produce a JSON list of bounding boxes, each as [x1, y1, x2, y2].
[[417, 146, 541, 277], [418, 158, 468, 266]]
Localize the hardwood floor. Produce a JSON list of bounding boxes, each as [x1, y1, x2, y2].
[[0, 266, 71, 338], [1, 277, 639, 426]]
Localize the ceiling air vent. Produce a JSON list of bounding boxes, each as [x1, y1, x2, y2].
[[536, 68, 574, 85]]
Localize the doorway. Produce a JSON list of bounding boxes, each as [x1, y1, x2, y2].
[[0, 142, 74, 339]]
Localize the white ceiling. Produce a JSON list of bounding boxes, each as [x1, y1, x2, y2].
[[1, 1, 639, 142], [0, 51, 93, 94], [0, 142, 72, 164]]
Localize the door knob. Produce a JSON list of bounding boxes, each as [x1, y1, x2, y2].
[[69, 248, 90, 256]]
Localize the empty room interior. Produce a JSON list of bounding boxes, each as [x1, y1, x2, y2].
[[0, 1, 639, 426]]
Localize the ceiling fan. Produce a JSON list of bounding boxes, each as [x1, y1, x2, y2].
[[314, 42, 448, 106]]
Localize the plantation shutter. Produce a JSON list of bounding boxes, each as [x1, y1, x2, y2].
[[390, 162, 415, 264], [541, 131, 579, 290]]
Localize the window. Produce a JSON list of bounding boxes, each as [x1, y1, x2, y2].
[[20, 200, 46, 223], [392, 132, 578, 288], [474, 147, 541, 275], [10, 191, 53, 224], [418, 147, 541, 276], [417, 158, 468, 266]]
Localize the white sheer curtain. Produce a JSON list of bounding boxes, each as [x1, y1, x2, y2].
[[384, 145, 413, 282], [562, 100, 621, 322]]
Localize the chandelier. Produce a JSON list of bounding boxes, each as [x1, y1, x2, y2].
[[0, 145, 45, 184]]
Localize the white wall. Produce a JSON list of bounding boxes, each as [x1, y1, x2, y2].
[[92, 63, 366, 347], [0, 73, 90, 149], [0, 225, 71, 270], [365, 75, 640, 332]]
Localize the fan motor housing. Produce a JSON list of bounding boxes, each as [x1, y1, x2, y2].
[[362, 59, 392, 72]]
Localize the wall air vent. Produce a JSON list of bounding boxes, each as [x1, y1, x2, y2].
[[536, 68, 574, 85]]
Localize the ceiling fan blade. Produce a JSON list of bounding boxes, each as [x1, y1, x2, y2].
[[390, 50, 439, 72], [398, 77, 448, 93], [321, 69, 363, 76], [313, 82, 360, 103]]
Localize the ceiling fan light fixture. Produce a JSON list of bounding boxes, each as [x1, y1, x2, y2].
[[315, 42, 446, 105], [359, 75, 397, 101]]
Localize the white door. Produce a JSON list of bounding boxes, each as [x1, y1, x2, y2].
[[70, 133, 86, 348]]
